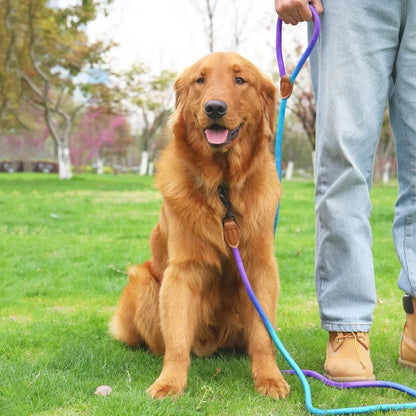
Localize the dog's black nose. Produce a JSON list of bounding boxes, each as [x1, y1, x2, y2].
[[205, 100, 228, 119]]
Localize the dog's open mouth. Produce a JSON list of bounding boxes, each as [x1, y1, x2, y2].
[[203, 124, 241, 147]]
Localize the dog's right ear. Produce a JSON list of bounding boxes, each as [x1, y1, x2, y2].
[[171, 68, 189, 140], [174, 68, 189, 110]]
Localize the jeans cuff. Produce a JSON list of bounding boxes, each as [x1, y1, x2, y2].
[[321, 322, 372, 333]]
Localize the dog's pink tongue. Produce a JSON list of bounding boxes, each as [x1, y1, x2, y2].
[[205, 128, 229, 145]]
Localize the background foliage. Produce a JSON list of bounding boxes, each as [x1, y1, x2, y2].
[[0, 0, 397, 181]]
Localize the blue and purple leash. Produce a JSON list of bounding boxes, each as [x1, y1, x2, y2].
[[274, 4, 320, 232], [231, 4, 416, 414]]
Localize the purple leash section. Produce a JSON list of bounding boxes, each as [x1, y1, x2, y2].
[[274, 6, 320, 231], [232, 241, 416, 414], [275, 5, 320, 82], [228, 4, 416, 414], [281, 369, 416, 396]]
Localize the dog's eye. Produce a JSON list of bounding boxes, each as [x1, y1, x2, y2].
[[235, 77, 246, 85], [196, 77, 205, 85]]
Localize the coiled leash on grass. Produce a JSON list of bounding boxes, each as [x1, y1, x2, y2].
[[224, 5, 416, 414]]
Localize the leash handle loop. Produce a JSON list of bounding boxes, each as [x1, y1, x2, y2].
[[276, 4, 321, 88], [274, 5, 320, 232]]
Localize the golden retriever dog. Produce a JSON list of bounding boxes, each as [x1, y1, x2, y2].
[[110, 51, 289, 400]]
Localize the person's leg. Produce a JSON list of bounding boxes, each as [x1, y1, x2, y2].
[[387, 1, 416, 368], [309, 0, 402, 379], [390, 1, 416, 301], [310, 0, 400, 332]]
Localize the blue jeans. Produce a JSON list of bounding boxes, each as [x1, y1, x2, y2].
[[309, 0, 416, 332]]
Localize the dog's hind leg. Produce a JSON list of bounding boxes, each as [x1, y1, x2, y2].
[[110, 262, 164, 355]]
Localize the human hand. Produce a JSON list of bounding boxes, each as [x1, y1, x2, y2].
[[275, 0, 323, 25]]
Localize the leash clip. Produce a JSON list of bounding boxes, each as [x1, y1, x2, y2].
[[218, 183, 240, 248], [219, 183, 236, 223]]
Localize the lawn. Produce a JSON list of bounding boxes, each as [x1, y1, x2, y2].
[[1, 173, 415, 416]]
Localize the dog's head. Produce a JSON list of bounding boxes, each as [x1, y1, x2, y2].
[[172, 52, 276, 155]]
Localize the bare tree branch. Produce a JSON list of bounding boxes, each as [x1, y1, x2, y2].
[[230, 0, 251, 50], [191, 0, 219, 52], [21, 72, 43, 100]]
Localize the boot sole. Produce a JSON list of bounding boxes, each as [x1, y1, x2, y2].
[[398, 357, 416, 370], [324, 372, 376, 382]]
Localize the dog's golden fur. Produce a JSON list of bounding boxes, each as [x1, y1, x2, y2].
[[110, 51, 290, 399]]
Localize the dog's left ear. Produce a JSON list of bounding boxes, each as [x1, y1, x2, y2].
[[261, 75, 277, 140]]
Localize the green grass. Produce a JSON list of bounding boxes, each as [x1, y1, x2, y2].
[[1, 173, 415, 415]]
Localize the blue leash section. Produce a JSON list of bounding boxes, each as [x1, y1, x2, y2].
[[233, 246, 416, 414], [274, 6, 320, 232], [233, 4, 416, 414]]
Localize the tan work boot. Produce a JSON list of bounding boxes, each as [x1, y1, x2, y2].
[[324, 332, 375, 381], [399, 295, 416, 369]]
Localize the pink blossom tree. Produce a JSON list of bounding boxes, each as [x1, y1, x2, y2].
[[70, 107, 132, 173]]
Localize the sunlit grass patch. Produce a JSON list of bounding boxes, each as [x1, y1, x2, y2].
[[1, 173, 414, 416]]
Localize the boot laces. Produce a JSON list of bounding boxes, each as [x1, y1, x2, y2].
[[336, 332, 368, 369]]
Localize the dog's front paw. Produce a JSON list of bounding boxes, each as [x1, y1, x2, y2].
[[255, 376, 290, 400], [147, 377, 186, 399]]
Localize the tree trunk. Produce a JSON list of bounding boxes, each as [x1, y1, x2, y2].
[[140, 150, 149, 176], [311, 150, 316, 184], [148, 162, 154, 176], [286, 161, 294, 179], [58, 142, 72, 179], [96, 158, 104, 175], [383, 161, 391, 184]]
